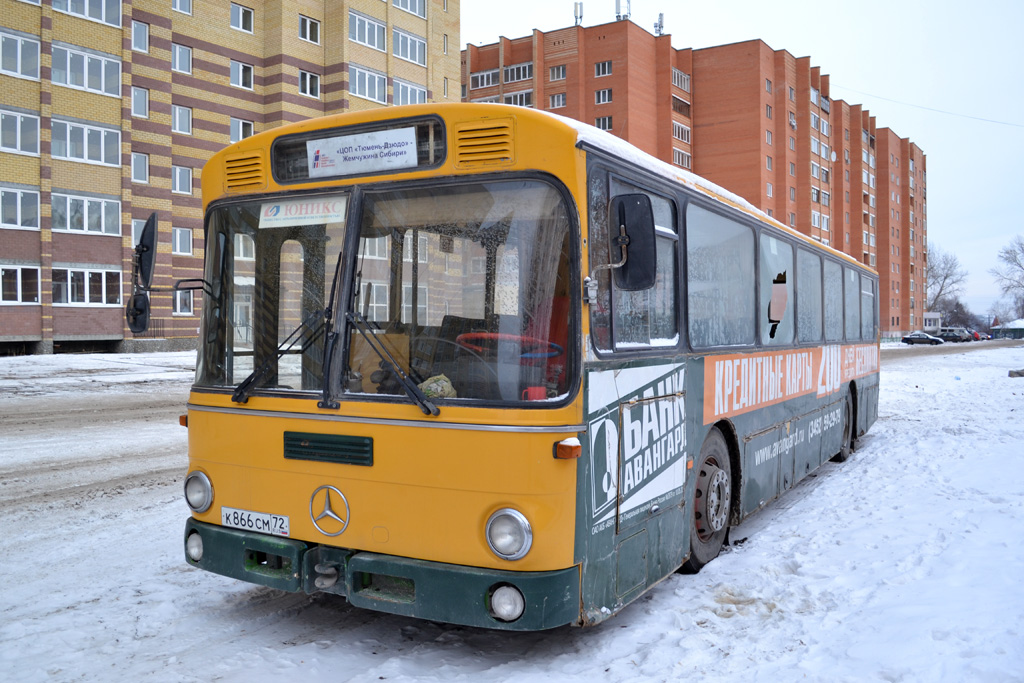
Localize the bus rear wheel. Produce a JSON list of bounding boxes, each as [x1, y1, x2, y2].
[[682, 427, 732, 573]]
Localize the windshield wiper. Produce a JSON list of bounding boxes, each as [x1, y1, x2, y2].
[[232, 309, 326, 404], [346, 311, 439, 417]]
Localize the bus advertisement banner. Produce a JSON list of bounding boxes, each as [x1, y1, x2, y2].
[[703, 343, 879, 425]]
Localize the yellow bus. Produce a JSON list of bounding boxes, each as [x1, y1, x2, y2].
[[129, 103, 879, 630]]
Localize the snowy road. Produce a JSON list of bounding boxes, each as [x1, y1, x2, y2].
[[1, 344, 1022, 682]]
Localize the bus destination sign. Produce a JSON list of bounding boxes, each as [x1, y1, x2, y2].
[[306, 126, 417, 178]]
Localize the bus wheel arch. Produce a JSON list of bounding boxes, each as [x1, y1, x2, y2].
[[681, 422, 737, 573]]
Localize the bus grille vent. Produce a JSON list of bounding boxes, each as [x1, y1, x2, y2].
[[283, 432, 373, 467], [224, 152, 267, 193], [454, 119, 514, 168]]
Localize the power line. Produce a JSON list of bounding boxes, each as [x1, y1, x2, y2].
[[831, 84, 1024, 129]]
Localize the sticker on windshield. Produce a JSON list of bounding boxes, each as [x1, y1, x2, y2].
[[259, 196, 348, 229], [306, 126, 417, 178]]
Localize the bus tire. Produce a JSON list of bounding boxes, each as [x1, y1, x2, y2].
[[681, 427, 732, 573], [830, 393, 854, 463]]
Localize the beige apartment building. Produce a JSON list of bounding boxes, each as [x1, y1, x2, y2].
[[463, 23, 927, 335], [0, 0, 460, 354]]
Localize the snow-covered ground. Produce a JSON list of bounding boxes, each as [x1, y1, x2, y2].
[[1, 344, 1023, 682]]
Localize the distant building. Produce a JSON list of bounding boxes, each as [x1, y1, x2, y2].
[[1, 0, 461, 354], [462, 21, 927, 335]]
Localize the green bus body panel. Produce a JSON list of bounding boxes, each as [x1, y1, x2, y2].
[[184, 519, 581, 631]]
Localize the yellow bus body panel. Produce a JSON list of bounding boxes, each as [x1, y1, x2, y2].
[[186, 392, 581, 572]]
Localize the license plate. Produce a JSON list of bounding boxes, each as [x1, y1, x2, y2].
[[221, 506, 290, 537]]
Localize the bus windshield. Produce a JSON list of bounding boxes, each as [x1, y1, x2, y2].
[[345, 179, 574, 404], [195, 178, 575, 406]]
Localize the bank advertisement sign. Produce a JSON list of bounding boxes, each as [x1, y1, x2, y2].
[[587, 365, 688, 535], [306, 127, 417, 178]]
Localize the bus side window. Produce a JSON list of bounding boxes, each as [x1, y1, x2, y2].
[[796, 248, 823, 342], [589, 171, 678, 352], [759, 234, 794, 345], [823, 260, 843, 342], [860, 274, 876, 340], [686, 203, 755, 348], [844, 266, 861, 341]]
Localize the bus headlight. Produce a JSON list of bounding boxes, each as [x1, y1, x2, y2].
[[489, 584, 526, 622], [485, 508, 532, 560], [184, 471, 213, 513]]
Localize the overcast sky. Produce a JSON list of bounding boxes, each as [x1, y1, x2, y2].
[[461, 0, 1024, 319]]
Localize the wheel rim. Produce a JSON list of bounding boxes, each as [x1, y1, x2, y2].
[[695, 461, 730, 541]]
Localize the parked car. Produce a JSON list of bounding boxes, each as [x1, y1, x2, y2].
[[901, 331, 944, 345], [967, 329, 981, 341], [938, 327, 972, 342]]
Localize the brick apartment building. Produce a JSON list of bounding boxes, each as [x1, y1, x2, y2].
[[0, 0, 460, 354], [462, 20, 927, 335]]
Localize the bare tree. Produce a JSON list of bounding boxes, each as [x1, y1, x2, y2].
[[925, 243, 968, 311], [990, 235, 1024, 302]]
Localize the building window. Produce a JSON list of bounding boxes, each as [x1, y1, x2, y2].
[[394, 79, 426, 105], [1, 111, 38, 156], [766, 182, 773, 197], [131, 152, 148, 183], [672, 96, 690, 117], [393, 0, 426, 19], [51, 120, 117, 165], [789, 213, 796, 227], [790, 163, 796, 177], [131, 87, 148, 118], [172, 165, 192, 195], [1, 266, 40, 304], [299, 71, 320, 98], [595, 88, 612, 105], [172, 0, 191, 14], [443, 33, 448, 55], [595, 116, 612, 131], [594, 60, 611, 77], [766, 78, 772, 93], [673, 122, 690, 143], [350, 12, 386, 51], [359, 282, 388, 321], [1, 33, 40, 80], [171, 105, 192, 134], [503, 90, 533, 107], [1, 187, 39, 230], [504, 62, 532, 83], [673, 148, 691, 169], [230, 60, 253, 89], [173, 289, 194, 315], [230, 4, 254, 33], [549, 92, 566, 109], [672, 68, 690, 91], [766, 156, 772, 171], [299, 15, 320, 44], [172, 226, 193, 254], [132, 218, 146, 245], [790, 186, 796, 200], [51, 268, 121, 306], [131, 21, 148, 52], [230, 118, 253, 142], [766, 129, 772, 145], [350, 65, 387, 103], [470, 69, 498, 89], [393, 28, 426, 66], [550, 65, 566, 81], [811, 211, 820, 228], [51, 46, 120, 97], [52, 0, 120, 26], [443, 77, 448, 98], [171, 44, 191, 74], [51, 193, 119, 234], [766, 104, 772, 119]]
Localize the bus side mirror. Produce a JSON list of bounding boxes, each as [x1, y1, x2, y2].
[[137, 213, 158, 290], [126, 292, 150, 334], [609, 194, 657, 291]]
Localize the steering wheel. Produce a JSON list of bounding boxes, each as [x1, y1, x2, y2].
[[455, 333, 564, 359]]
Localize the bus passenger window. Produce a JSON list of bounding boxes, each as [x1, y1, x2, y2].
[[844, 267, 861, 340], [686, 204, 755, 348], [796, 248, 823, 342], [759, 234, 793, 345], [860, 274, 876, 340], [823, 260, 843, 342]]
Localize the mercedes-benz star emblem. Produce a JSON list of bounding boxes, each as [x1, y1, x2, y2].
[[309, 485, 350, 536]]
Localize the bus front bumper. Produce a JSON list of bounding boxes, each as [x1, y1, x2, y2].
[[184, 519, 581, 630]]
